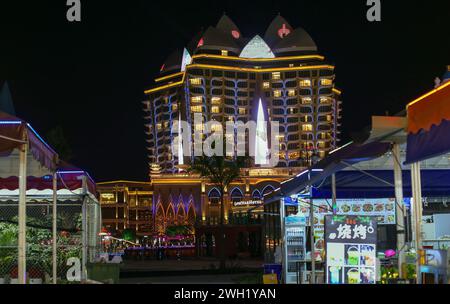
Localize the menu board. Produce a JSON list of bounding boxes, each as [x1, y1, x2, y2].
[[325, 215, 377, 284], [313, 198, 396, 225]]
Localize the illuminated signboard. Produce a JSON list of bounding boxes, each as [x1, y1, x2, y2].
[[325, 215, 377, 284], [100, 193, 115, 203], [233, 200, 263, 207]]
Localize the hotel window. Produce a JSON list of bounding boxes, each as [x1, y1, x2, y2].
[[273, 90, 282, 98], [190, 78, 202, 85], [191, 105, 203, 113], [191, 96, 202, 103], [299, 79, 311, 87], [194, 124, 204, 131], [211, 97, 221, 104], [221, 50, 229, 56], [238, 108, 246, 115], [211, 106, 220, 114], [302, 124, 313, 132], [289, 64, 294, 67], [210, 124, 222, 132], [301, 97, 312, 104], [326, 115, 333, 122], [289, 152, 300, 160], [272, 72, 281, 80], [172, 104, 178, 111], [318, 141, 326, 149], [288, 90, 296, 97], [320, 78, 333, 86], [320, 97, 331, 104], [263, 82, 270, 89], [156, 123, 162, 130]]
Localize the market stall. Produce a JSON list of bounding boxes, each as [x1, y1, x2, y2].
[[0, 111, 101, 284]]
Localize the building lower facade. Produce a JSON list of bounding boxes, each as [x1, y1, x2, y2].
[[97, 181, 153, 240]]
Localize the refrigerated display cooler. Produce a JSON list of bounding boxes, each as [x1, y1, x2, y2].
[[283, 216, 307, 284]]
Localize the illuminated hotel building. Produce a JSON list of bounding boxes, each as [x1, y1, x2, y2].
[[97, 181, 154, 238], [142, 15, 342, 257], [144, 15, 342, 173]]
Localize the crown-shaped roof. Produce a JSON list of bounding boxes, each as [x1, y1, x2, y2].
[[216, 14, 242, 40], [240, 35, 275, 59], [264, 15, 294, 47], [272, 27, 317, 54], [196, 26, 241, 54]]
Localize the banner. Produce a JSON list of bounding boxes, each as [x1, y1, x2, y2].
[[325, 215, 377, 284]]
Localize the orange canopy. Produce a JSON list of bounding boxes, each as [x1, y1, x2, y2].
[[407, 81, 450, 134]]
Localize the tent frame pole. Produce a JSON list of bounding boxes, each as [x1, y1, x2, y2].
[[81, 176, 88, 282], [392, 143, 406, 278], [52, 172, 58, 284], [411, 161, 422, 284], [18, 141, 28, 284]]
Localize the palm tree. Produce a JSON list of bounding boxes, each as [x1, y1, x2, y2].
[[188, 155, 249, 270]]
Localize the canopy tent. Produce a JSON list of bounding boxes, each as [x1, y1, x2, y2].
[[0, 110, 99, 284], [406, 81, 450, 164], [0, 111, 58, 171], [264, 141, 392, 203], [310, 169, 450, 199]]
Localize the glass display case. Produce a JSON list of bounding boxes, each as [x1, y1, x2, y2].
[[283, 216, 307, 284]]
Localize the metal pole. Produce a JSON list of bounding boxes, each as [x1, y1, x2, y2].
[[18, 142, 28, 284], [52, 172, 57, 284], [411, 162, 423, 284], [392, 144, 405, 278], [280, 196, 286, 284], [308, 169, 315, 284], [331, 174, 337, 215], [81, 176, 88, 282]]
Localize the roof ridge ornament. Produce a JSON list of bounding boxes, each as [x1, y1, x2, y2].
[[239, 35, 275, 59]]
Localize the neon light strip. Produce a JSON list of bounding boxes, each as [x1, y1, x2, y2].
[[26, 123, 57, 154], [144, 64, 334, 94], [0, 121, 22, 124], [192, 54, 325, 62], [406, 81, 450, 109], [332, 88, 342, 95], [145, 73, 186, 94], [187, 63, 334, 73], [329, 141, 353, 154], [155, 72, 185, 83]]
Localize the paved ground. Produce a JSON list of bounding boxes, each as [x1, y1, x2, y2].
[[119, 258, 263, 284], [120, 258, 264, 272], [120, 273, 250, 284]]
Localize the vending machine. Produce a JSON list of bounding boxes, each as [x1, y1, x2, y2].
[[283, 215, 307, 284]]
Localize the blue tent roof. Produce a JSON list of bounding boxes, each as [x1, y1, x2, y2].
[[312, 169, 450, 199]]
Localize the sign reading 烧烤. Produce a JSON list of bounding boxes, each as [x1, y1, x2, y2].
[[325, 215, 377, 284]]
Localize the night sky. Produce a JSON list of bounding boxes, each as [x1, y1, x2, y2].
[[1, 1, 449, 182]]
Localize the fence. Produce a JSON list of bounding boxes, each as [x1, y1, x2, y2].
[[0, 194, 101, 284]]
